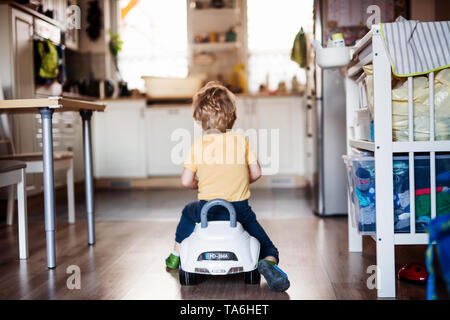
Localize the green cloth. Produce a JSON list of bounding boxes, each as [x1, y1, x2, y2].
[[416, 192, 450, 218], [37, 39, 59, 79], [291, 28, 307, 68]]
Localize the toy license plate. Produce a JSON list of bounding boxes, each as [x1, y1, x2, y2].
[[198, 251, 238, 261]]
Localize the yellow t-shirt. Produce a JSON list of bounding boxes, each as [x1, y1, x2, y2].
[[184, 132, 258, 202]]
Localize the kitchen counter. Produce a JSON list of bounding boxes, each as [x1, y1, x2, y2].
[[236, 92, 304, 98], [92, 94, 306, 178], [96, 96, 148, 102], [94, 92, 304, 107]]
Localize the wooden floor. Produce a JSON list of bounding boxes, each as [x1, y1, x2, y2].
[[0, 189, 444, 300]]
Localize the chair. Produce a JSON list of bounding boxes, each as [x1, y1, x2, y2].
[[0, 160, 28, 259], [0, 114, 75, 224]]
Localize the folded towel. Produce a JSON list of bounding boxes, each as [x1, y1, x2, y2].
[[381, 20, 450, 77]]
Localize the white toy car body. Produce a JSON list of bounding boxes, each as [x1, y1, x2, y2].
[[179, 199, 261, 285]]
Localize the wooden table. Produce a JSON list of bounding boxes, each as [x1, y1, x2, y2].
[[0, 97, 106, 268]]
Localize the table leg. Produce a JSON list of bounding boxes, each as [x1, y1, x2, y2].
[[80, 110, 95, 245], [39, 108, 56, 269]]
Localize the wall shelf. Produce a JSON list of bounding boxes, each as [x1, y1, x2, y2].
[[349, 140, 450, 153], [192, 42, 240, 52], [190, 8, 240, 15], [187, 0, 247, 79], [349, 139, 374, 152]]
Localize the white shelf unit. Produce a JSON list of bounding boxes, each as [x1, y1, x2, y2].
[[345, 24, 450, 298], [187, 0, 247, 79]]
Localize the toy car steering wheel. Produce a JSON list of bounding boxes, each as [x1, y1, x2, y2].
[[200, 199, 237, 228]]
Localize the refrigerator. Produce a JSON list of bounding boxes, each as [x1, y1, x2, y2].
[[306, 0, 350, 216], [307, 0, 407, 215]]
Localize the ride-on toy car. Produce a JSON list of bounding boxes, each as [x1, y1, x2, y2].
[[179, 199, 261, 285]]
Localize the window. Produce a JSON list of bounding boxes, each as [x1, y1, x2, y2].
[[118, 0, 188, 90], [247, 0, 314, 93]]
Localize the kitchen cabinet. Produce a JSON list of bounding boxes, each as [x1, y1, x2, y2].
[[11, 8, 35, 100], [42, 0, 67, 28], [93, 100, 147, 178], [9, 7, 36, 156], [234, 97, 256, 130], [0, 7, 42, 194], [10, 9, 39, 191], [235, 96, 306, 175], [0, 4, 84, 195], [255, 97, 305, 175], [92, 96, 305, 179], [145, 106, 196, 176]]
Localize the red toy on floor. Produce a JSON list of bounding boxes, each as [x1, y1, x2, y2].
[[398, 263, 428, 284]]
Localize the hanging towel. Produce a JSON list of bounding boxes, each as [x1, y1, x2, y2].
[[381, 20, 450, 77], [291, 27, 307, 68], [36, 39, 59, 80]]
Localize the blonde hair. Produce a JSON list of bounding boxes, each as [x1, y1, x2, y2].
[[192, 81, 237, 133]]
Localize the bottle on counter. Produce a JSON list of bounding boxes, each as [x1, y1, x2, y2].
[[226, 26, 237, 42], [331, 33, 345, 47], [277, 81, 287, 94], [291, 76, 300, 93]]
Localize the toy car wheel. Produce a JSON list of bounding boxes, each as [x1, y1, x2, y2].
[[179, 268, 197, 286], [244, 269, 260, 285]]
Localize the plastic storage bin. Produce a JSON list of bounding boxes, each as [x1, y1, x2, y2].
[[343, 153, 450, 235], [343, 155, 357, 228], [350, 155, 377, 234], [413, 155, 450, 232]]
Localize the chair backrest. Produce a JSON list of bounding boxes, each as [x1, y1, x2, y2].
[[0, 114, 15, 155]]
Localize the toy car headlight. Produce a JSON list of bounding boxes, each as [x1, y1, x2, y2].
[[197, 251, 238, 261]]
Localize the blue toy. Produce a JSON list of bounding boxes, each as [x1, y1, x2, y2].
[[354, 166, 376, 233], [426, 213, 450, 300]]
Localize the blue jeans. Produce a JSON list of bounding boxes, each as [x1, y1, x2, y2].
[[175, 200, 279, 262]]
